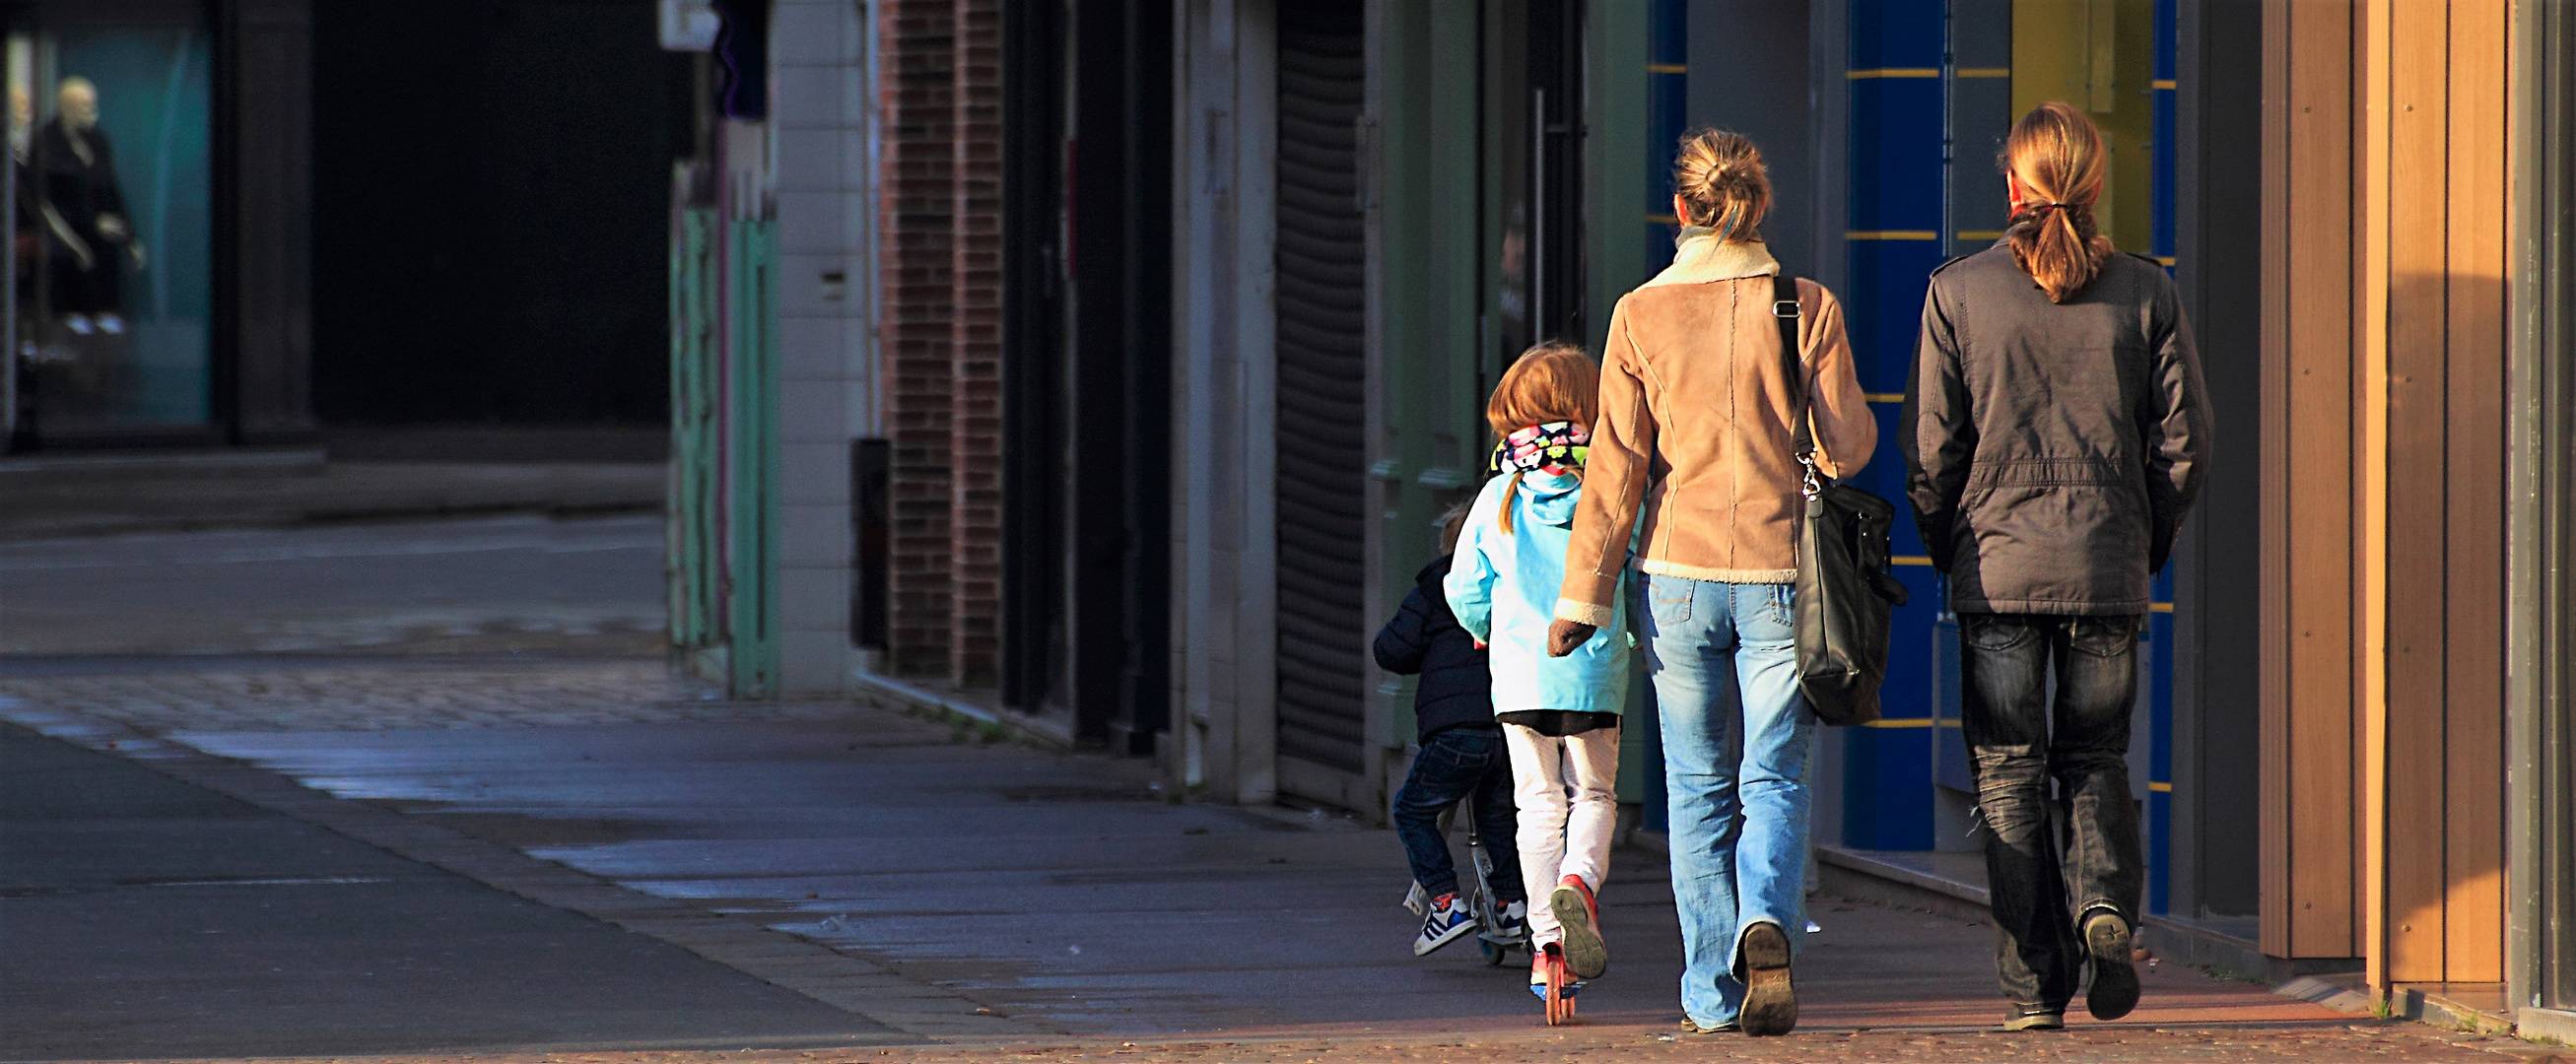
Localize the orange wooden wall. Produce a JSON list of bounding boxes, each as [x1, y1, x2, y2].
[[2259, 0, 2508, 987]]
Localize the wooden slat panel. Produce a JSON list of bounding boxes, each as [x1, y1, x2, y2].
[[2382, 0, 2450, 984], [2440, 0, 2508, 985], [2258, 0, 2296, 961], [2280, 0, 2361, 961], [2354, 0, 2396, 991]]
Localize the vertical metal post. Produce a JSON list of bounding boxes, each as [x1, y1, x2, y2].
[[725, 210, 780, 698], [668, 184, 695, 652], [667, 179, 723, 663], [2507, 0, 2575, 1015]]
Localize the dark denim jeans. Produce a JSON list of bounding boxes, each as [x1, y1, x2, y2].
[[1391, 725, 1525, 901], [1957, 613, 2146, 1012]]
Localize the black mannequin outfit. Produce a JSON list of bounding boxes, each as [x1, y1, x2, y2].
[[36, 116, 131, 318]]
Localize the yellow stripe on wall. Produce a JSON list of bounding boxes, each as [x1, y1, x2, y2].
[[1649, 63, 1687, 74], [1956, 230, 2005, 240], [1848, 68, 1941, 79], [1955, 67, 2010, 79], [2152, 79, 2178, 90], [1893, 556, 1934, 566], [1648, 213, 1679, 225], [1861, 717, 1936, 728], [1864, 392, 1905, 403], [1848, 231, 1939, 240], [2149, 781, 2175, 793], [2150, 602, 2176, 614]]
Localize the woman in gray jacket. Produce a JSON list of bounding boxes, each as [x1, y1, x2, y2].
[[1899, 101, 2209, 1031]]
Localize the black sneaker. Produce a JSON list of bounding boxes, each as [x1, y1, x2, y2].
[[2003, 1005, 2066, 1031], [2083, 911, 2140, 1021], [1737, 920, 1798, 1036]]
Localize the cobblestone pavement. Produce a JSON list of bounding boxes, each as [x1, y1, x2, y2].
[[79, 1022, 2574, 1064], [9, 657, 2568, 1063]]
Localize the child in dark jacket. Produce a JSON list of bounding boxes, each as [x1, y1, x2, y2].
[[1376, 503, 1525, 957]]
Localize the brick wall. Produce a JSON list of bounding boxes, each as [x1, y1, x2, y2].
[[949, 0, 1003, 689], [876, 0, 1005, 688], [878, 0, 957, 677]]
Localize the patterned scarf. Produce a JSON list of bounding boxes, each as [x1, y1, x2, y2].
[[1488, 421, 1591, 477]]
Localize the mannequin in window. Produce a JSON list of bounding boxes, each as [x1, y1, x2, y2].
[[39, 77, 146, 337]]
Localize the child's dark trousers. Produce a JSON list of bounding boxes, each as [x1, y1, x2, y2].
[[1390, 724, 1525, 902]]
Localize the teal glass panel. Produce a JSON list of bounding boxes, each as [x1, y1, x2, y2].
[[13, 21, 212, 432]]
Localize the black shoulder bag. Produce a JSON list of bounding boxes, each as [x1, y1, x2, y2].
[[1774, 274, 1909, 726]]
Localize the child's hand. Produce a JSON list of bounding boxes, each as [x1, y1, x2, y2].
[[1547, 619, 1595, 657]]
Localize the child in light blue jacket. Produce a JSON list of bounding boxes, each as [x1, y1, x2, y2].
[[1445, 343, 1634, 1017]]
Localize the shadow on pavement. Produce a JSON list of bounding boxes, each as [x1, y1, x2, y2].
[[0, 721, 905, 1060]]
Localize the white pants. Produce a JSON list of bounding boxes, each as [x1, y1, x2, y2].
[[1503, 721, 1622, 947]]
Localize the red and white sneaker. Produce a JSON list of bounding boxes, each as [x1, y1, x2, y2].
[[1550, 874, 1607, 979]]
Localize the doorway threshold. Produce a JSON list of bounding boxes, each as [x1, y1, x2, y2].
[[1814, 845, 2272, 982]]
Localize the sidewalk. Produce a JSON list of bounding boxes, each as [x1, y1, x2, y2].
[[0, 514, 668, 657], [0, 656, 2561, 1062], [0, 451, 663, 541], [0, 718, 898, 1060]]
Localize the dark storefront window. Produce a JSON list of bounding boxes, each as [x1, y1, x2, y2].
[[6, 16, 212, 441]]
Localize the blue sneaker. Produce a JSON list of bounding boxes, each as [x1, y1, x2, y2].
[[1486, 898, 1528, 946], [1413, 894, 1477, 956]]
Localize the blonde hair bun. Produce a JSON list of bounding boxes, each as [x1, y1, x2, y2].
[[1673, 129, 1770, 244]]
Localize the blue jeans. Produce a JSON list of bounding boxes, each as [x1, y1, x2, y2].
[[1637, 574, 1816, 1028], [1390, 725, 1525, 902]]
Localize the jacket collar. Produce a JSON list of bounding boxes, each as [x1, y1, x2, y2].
[[1641, 229, 1781, 288]]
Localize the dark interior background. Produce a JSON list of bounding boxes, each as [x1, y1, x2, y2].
[[310, 0, 694, 432]]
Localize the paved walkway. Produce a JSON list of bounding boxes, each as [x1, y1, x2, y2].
[[0, 722, 896, 1061], [0, 515, 668, 656], [0, 457, 663, 541], [0, 657, 2563, 1062]]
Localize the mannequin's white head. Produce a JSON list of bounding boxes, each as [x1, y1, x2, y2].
[[57, 77, 97, 132]]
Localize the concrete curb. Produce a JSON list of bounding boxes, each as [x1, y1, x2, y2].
[[2275, 974, 2373, 1017], [0, 703, 1044, 1044], [851, 669, 1076, 750], [2519, 1006, 2576, 1046]]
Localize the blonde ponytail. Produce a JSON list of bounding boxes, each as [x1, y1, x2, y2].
[[1672, 129, 1771, 244], [2001, 101, 2115, 303]]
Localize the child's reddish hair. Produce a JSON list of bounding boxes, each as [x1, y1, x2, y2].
[[1485, 343, 1597, 533], [1485, 342, 1597, 443]]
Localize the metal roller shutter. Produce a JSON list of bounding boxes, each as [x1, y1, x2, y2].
[[1273, 0, 1368, 776]]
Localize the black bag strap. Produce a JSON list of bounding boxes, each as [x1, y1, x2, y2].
[[1772, 274, 1819, 488]]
